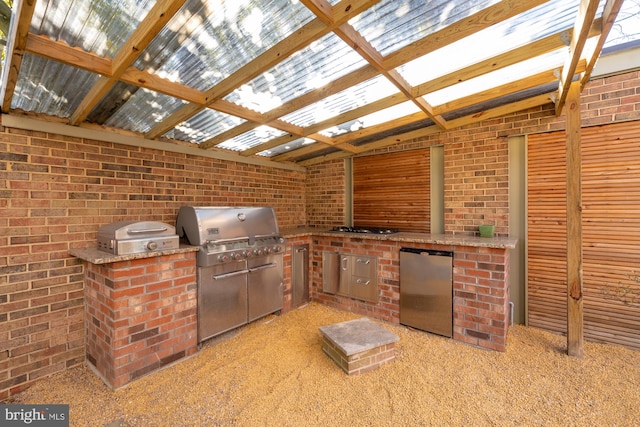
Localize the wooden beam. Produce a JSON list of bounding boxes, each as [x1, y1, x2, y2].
[[70, 0, 187, 124], [146, 0, 379, 140], [565, 80, 584, 358], [433, 61, 586, 116], [580, 0, 624, 88], [413, 20, 602, 97], [309, 1, 448, 130], [555, 0, 600, 115], [384, 0, 548, 70], [1, 0, 37, 112]]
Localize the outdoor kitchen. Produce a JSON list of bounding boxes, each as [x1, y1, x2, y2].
[[2, 0, 640, 425]]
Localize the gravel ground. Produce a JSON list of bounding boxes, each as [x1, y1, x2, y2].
[[6, 302, 640, 426]]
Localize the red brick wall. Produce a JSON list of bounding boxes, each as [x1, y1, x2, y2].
[[453, 245, 510, 351], [84, 252, 197, 389], [305, 159, 347, 227], [0, 128, 306, 400]]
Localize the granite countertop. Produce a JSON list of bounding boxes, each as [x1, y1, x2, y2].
[[280, 227, 517, 249], [69, 244, 199, 264]]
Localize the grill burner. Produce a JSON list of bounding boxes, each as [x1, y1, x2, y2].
[[331, 226, 399, 234], [176, 206, 284, 267]]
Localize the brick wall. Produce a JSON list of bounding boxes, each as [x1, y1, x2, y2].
[[305, 160, 347, 227], [0, 128, 306, 400], [84, 252, 197, 389]]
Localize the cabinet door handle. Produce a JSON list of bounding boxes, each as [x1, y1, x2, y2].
[[341, 256, 348, 271]]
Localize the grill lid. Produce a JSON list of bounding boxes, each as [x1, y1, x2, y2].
[[176, 206, 280, 246], [97, 220, 179, 255]]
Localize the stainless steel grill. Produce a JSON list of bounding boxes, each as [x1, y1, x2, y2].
[[97, 220, 179, 255], [176, 206, 285, 342]]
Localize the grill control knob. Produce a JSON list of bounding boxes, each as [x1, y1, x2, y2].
[[230, 252, 242, 260], [253, 248, 264, 256], [146, 241, 158, 251], [265, 247, 273, 254], [217, 254, 229, 263], [243, 250, 252, 258], [273, 246, 281, 253]]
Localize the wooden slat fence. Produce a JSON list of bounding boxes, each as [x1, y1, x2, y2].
[[353, 149, 430, 231], [528, 120, 640, 350]]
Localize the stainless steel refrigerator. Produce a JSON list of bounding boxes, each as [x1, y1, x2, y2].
[[399, 248, 453, 337]]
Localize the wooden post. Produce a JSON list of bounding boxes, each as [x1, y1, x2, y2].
[[565, 80, 584, 357]]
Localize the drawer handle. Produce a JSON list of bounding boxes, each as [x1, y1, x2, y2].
[[356, 279, 370, 285], [356, 259, 370, 264]]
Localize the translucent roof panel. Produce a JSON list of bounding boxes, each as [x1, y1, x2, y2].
[[280, 75, 399, 128], [424, 48, 568, 107], [217, 126, 287, 152], [134, 0, 315, 91], [256, 138, 317, 157], [166, 109, 247, 144], [398, 0, 597, 87], [223, 32, 369, 113], [320, 101, 421, 137], [604, 0, 640, 47], [349, 0, 501, 57], [11, 54, 99, 118], [30, 0, 154, 58], [105, 89, 187, 134]]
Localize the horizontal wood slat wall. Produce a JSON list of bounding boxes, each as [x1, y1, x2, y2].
[[528, 120, 640, 350], [353, 149, 430, 231]]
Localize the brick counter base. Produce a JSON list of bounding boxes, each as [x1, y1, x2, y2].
[[84, 252, 198, 389], [311, 236, 511, 352]]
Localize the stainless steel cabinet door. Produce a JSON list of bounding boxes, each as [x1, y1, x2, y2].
[[247, 254, 283, 322]]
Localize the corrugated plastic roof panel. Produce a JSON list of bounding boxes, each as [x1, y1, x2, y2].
[[133, 0, 316, 91], [398, 0, 595, 87], [424, 48, 568, 107], [223, 32, 369, 113], [11, 54, 99, 118], [30, 0, 154, 58], [281, 75, 399, 128], [167, 108, 247, 144], [320, 101, 421, 137], [349, 0, 501, 57], [217, 126, 287, 152], [104, 89, 187, 134], [257, 137, 316, 157]]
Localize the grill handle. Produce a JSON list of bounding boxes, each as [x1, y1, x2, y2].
[[249, 263, 277, 272], [212, 270, 249, 280], [127, 227, 168, 234]]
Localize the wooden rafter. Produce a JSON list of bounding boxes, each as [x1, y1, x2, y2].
[[1, 0, 37, 112], [432, 61, 587, 116], [202, 0, 554, 157], [580, 0, 625, 87], [383, 0, 549, 70], [69, 0, 187, 125], [555, 0, 600, 115], [144, 0, 380, 140]]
